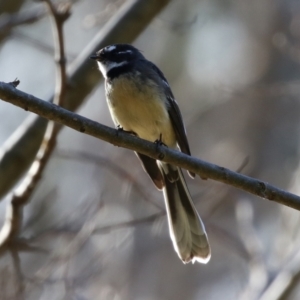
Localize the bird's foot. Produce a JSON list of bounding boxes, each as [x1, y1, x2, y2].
[[116, 125, 136, 136], [154, 133, 167, 147]]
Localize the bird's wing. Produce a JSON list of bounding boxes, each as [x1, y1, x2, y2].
[[146, 61, 195, 178]]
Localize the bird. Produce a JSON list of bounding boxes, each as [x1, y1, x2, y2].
[[90, 44, 211, 264]]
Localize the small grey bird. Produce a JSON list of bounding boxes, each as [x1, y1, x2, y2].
[[91, 44, 211, 264]]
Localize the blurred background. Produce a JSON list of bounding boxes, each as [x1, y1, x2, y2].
[[1, 0, 300, 299]]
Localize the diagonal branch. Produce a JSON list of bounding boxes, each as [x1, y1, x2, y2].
[[0, 81, 300, 211], [0, 7, 46, 34]]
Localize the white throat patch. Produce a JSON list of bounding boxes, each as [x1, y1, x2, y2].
[[97, 61, 127, 78]]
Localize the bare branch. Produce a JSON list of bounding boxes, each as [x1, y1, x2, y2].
[[259, 249, 300, 300], [0, 0, 70, 248], [236, 200, 268, 300], [93, 212, 165, 234], [0, 7, 46, 34], [1, 82, 300, 211], [12, 31, 76, 59], [56, 150, 164, 210]]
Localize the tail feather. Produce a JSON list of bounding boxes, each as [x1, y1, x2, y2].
[[160, 163, 211, 264]]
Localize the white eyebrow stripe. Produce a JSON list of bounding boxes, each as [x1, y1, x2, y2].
[[105, 45, 116, 52], [117, 50, 132, 54]]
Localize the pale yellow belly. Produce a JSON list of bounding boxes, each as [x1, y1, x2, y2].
[[106, 76, 177, 148]]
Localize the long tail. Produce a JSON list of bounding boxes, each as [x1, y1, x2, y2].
[[160, 163, 211, 264]]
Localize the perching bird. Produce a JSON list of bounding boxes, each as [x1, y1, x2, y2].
[[91, 44, 210, 264]]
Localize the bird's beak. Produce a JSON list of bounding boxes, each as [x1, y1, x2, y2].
[[90, 54, 99, 60]]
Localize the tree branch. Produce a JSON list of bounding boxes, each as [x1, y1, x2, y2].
[[0, 81, 300, 211], [0, 0, 70, 248], [0, 7, 46, 34]]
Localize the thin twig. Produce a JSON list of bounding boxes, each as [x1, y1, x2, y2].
[[12, 31, 77, 60], [259, 248, 300, 300], [56, 150, 164, 210], [0, 7, 46, 34], [0, 1, 70, 248], [93, 212, 165, 234], [236, 200, 268, 300], [1, 82, 300, 211], [200, 156, 250, 217]]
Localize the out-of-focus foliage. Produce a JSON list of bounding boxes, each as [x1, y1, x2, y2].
[[1, 0, 300, 299]]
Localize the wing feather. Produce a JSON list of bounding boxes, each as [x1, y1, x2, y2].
[[145, 61, 195, 178]]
